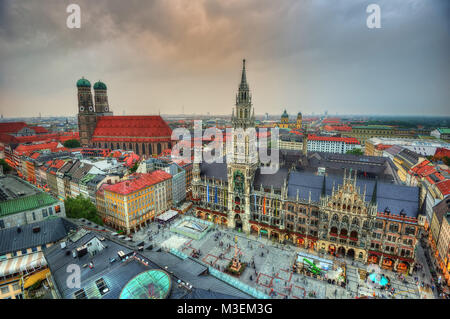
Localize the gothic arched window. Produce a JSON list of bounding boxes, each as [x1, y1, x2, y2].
[[157, 143, 162, 155]]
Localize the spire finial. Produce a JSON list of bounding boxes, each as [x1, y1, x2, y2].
[[240, 58, 248, 88], [371, 180, 378, 205]]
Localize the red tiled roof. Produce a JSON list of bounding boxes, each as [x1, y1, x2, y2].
[[375, 144, 393, 151], [289, 130, 303, 135], [0, 133, 19, 144], [96, 183, 109, 197], [52, 159, 66, 169], [0, 122, 28, 134], [433, 147, 450, 160], [7, 132, 79, 144], [14, 142, 65, 156], [436, 179, 450, 196], [322, 118, 341, 124], [307, 134, 360, 144], [30, 152, 41, 159], [323, 125, 352, 132], [92, 116, 172, 141], [104, 171, 172, 195], [29, 126, 48, 134]]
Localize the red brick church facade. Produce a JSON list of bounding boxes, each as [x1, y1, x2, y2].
[[76, 78, 172, 156]]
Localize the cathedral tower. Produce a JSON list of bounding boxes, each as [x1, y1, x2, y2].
[[77, 77, 96, 147], [227, 59, 258, 233], [296, 112, 302, 129], [93, 81, 110, 113]]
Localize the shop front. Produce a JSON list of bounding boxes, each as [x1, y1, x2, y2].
[[337, 246, 346, 258], [368, 254, 379, 264], [328, 244, 336, 255], [250, 225, 259, 236], [381, 258, 394, 270], [397, 261, 409, 273], [221, 217, 228, 225], [260, 228, 269, 238]]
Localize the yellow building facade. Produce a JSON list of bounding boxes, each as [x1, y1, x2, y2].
[[102, 172, 172, 234], [276, 110, 302, 129]]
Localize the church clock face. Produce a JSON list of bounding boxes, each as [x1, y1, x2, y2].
[[104, 106, 108, 112], [80, 106, 85, 112]]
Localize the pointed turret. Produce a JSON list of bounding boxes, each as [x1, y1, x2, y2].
[[240, 59, 248, 90], [233, 58, 253, 129], [371, 181, 378, 205], [321, 175, 326, 197]]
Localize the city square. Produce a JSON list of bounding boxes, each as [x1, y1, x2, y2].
[[130, 213, 436, 299]]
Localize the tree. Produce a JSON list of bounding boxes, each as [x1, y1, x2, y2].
[[64, 195, 103, 225], [443, 156, 450, 166], [63, 139, 81, 148], [0, 159, 12, 173], [129, 162, 139, 173], [346, 148, 364, 156]]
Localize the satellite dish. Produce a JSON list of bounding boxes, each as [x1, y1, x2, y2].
[[104, 106, 108, 112], [80, 106, 85, 112], [88, 106, 94, 112]]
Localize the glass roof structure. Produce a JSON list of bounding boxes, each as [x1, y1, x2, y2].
[[119, 269, 172, 299]]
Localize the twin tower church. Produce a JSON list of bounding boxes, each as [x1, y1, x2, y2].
[[76, 60, 422, 273], [76, 78, 172, 156]]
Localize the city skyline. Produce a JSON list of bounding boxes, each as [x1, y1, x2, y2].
[[1, 0, 449, 118]]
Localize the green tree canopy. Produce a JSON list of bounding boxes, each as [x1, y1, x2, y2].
[[346, 148, 364, 155], [63, 139, 81, 148], [442, 156, 450, 166], [64, 195, 103, 225], [0, 159, 12, 173], [129, 162, 139, 173]]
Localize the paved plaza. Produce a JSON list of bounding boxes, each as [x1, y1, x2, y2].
[[117, 214, 436, 299]]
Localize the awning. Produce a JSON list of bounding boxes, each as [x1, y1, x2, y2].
[[0, 252, 47, 277], [156, 210, 178, 222], [23, 268, 50, 289]]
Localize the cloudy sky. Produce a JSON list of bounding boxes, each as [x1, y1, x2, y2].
[[0, 0, 449, 117]]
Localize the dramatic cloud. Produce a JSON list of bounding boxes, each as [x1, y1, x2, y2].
[[0, 0, 449, 117]]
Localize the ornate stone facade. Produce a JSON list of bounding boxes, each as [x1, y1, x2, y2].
[[191, 60, 424, 274]]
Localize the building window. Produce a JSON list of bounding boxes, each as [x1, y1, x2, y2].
[[42, 209, 48, 218], [1, 286, 10, 294], [21, 249, 27, 255], [389, 223, 399, 233], [95, 278, 109, 296], [31, 247, 38, 253], [0, 220, 4, 229], [405, 227, 415, 236], [74, 289, 87, 299]]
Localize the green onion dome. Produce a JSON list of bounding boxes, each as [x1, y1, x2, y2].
[[76, 77, 91, 88], [93, 81, 107, 90]]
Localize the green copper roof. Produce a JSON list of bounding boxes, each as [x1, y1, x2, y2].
[[0, 192, 59, 217], [438, 128, 450, 134], [119, 269, 172, 299], [76, 77, 91, 88], [281, 110, 289, 118], [352, 125, 393, 130], [93, 81, 107, 90]]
